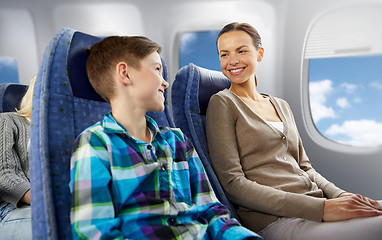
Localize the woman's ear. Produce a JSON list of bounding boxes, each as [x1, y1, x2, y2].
[[116, 62, 131, 86], [257, 47, 264, 62]]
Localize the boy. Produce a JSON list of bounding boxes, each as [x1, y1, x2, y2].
[[69, 36, 261, 239]]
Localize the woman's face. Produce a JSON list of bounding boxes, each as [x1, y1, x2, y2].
[[217, 30, 263, 85]]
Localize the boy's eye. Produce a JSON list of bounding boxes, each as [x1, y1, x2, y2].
[[220, 53, 227, 58], [238, 50, 247, 54]]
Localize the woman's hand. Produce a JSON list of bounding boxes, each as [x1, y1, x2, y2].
[[20, 189, 31, 204], [339, 192, 381, 210], [323, 192, 382, 222]]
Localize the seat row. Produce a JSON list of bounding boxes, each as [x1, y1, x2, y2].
[[0, 28, 235, 240]]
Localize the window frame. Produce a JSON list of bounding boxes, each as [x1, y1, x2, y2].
[[302, 51, 382, 153]]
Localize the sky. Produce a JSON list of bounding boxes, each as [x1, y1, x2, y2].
[[179, 30, 220, 71], [180, 31, 382, 148], [0, 56, 19, 83], [309, 55, 382, 147]]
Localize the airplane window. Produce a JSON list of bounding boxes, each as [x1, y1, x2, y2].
[[0, 9, 38, 84], [0, 57, 19, 83], [308, 55, 382, 147], [178, 30, 220, 71], [304, 5, 382, 148]]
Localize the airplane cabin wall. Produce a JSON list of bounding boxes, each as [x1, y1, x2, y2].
[[1, 0, 284, 94], [0, 8, 39, 84]]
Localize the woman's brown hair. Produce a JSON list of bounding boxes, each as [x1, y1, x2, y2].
[[217, 22, 262, 50]]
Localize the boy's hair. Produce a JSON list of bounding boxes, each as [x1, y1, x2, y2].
[[16, 74, 37, 120], [86, 36, 161, 102]]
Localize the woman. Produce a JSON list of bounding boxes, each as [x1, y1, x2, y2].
[[206, 22, 382, 240], [0, 75, 36, 239]]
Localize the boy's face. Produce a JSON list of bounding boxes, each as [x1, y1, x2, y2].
[[128, 51, 169, 112]]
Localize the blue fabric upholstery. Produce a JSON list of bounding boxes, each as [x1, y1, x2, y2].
[[0, 83, 28, 113], [30, 28, 174, 240], [171, 63, 238, 219]]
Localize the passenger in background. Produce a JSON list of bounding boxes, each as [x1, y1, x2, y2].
[[0, 75, 36, 240], [69, 36, 260, 239], [206, 22, 382, 240]]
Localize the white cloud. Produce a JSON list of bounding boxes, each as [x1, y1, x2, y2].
[[370, 81, 382, 90], [309, 79, 336, 122], [180, 33, 197, 55], [325, 119, 382, 147], [354, 97, 362, 103], [336, 97, 350, 108], [340, 83, 358, 93]]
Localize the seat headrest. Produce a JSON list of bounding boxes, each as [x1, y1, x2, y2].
[[1, 84, 28, 112], [197, 66, 231, 115], [67, 31, 105, 102]]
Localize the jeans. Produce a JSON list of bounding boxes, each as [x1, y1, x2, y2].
[[0, 203, 32, 240]]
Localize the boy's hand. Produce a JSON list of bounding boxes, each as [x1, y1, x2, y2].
[[323, 192, 382, 222]]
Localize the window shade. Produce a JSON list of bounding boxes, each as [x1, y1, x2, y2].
[[304, 5, 382, 59]]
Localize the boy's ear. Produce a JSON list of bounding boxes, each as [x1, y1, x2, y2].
[[116, 62, 132, 85]]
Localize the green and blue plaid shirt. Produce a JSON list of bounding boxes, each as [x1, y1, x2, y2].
[[69, 113, 260, 240]]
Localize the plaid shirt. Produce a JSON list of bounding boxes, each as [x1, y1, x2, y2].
[[70, 113, 260, 240]]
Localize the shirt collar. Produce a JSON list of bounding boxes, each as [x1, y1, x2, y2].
[[101, 112, 160, 139]]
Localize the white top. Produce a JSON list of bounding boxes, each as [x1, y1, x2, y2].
[[267, 121, 284, 133]]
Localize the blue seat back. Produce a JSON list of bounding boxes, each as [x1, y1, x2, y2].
[[30, 28, 174, 240], [0, 83, 28, 113], [171, 63, 237, 218]]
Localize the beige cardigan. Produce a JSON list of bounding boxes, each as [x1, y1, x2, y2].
[[206, 89, 344, 232]]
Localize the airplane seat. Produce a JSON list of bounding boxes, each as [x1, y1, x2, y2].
[[0, 83, 28, 113], [30, 27, 174, 240], [171, 63, 239, 219]]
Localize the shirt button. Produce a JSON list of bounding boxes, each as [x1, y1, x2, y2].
[[281, 136, 286, 140], [161, 164, 167, 171], [147, 145, 152, 150], [168, 218, 176, 225], [283, 156, 287, 161]]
